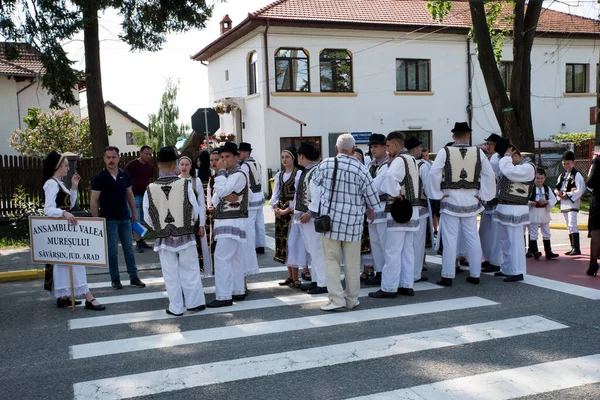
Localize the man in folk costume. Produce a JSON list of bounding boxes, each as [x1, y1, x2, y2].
[[295, 142, 328, 294], [364, 133, 389, 286], [206, 148, 221, 260], [208, 142, 250, 307], [369, 131, 421, 298], [143, 147, 206, 316], [528, 168, 559, 259], [555, 150, 585, 256], [490, 139, 536, 282], [480, 134, 504, 273], [427, 122, 496, 287], [406, 136, 430, 283], [239, 142, 266, 255]]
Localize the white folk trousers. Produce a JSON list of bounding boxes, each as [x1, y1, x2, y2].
[[255, 206, 266, 247], [244, 209, 260, 276], [497, 224, 527, 276], [322, 236, 360, 307], [381, 230, 414, 292], [529, 222, 552, 240], [413, 218, 427, 281], [159, 246, 206, 315], [563, 211, 579, 234], [298, 220, 327, 287], [480, 214, 503, 266], [441, 214, 482, 279], [368, 221, 387, 273], [214, 238, 246, 301]]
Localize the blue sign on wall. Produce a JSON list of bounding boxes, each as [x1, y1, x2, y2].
[[351, 132, 372, 145]]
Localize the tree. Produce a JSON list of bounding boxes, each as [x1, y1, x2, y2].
[[0, 1, 214, 157], [428, 0, 542, 152], [9, 108, 93, 157]]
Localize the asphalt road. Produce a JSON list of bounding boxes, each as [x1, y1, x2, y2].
[[1, 246, 600, 400]]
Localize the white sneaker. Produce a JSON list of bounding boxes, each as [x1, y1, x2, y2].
[[346, 300, 360, 310], [320, 301, 345, 311]]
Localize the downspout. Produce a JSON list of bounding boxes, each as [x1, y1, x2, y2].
[[467, 38, 473, 145], [16, 77, 38, 130]]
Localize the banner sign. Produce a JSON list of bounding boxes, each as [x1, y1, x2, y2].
[[351, 132, 372, 145], [29, 217, 108, 267]]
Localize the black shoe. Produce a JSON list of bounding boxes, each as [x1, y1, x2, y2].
[[206, 299, 233, 308], [255, 247, 265, 254], [111, 279, 123, 290], [56, 297, 82, 308], [364, 272, 382, 286], [299, 282, 317, 291], [458, 259, 469, 267], [130, 277, 146, 288], [301, 272, 312, 281], [141, 240, 152, 249], [455, 265, 464, 273], [466, 276, 480, 285], [368, 289, 397, 298], [482, 264, 500, 273], [415, 276, 429, 282], [166, 309, 183, 316], [481, 261, 490, 269], [586, 263, 599, 276], [232, 294, 247, 301], [187, 305, 206, 312], [279, 278, 294, 286], [568, 249, 581, 256], [85, 299, 105, 311], [494, 271, 509, 277], [135, 242, 144, 253], [436, 278, 453, 287], [307, 286, 328, 294], [397, 288, 415, 296], [504, 274, 524, 282], [543, 239, 559, 259]]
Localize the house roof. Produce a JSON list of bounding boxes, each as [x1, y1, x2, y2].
[[192, 0, 600, 61], [0, 42, 44, 77], [105, 101, 149, 132]]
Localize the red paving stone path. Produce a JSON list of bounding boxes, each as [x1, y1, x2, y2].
[[526, 247, 600, 289]]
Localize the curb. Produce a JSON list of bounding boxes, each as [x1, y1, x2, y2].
[[549, 223, 587, 230], [0, 269, 45, 282]]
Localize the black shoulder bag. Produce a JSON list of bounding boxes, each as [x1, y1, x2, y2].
[[314, 158, 338, 233]]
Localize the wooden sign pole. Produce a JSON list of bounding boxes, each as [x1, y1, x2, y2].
[[69, 265, 75, 312]]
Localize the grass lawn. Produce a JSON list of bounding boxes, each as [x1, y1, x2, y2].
[[0, 237, 30, 250], [551, 196, 590, 213]]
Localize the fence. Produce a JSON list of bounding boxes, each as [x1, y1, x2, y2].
[[0, 152, 150, 220], [533, 139, 593, 185]]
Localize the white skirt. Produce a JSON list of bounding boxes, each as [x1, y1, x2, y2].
[[51, 265, 89, 298], [286, 220, 308, 268]]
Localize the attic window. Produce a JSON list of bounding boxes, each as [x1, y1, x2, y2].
[[225, 70, 229, 81]]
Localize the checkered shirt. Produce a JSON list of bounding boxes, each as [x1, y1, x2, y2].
[[312, 154, 379, 242]]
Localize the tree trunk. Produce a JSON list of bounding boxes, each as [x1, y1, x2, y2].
[[82, 1, 109, 158]]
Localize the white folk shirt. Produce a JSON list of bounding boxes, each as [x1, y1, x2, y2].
[[369, 156, 389, 224], [426, 145, 496, 217], [213, 168, 248, 242], [383, 153, 419, 232], [43, 179, 78, 218], [417, 159, 431, 220], [529, 185, 557, 225], [555, 170, 586, 212], [493, 155, 536, 227]]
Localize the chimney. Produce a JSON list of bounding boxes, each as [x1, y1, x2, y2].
[[220, 15, 233, 35]]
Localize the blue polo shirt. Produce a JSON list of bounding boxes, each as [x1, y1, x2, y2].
[[91, 168, 132, 220]]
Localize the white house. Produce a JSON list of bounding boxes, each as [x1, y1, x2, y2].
[[81, 101, 149, 154], [0, 42, 81, 155], [192, 0, 600, 187]]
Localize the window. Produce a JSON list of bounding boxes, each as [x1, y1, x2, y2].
[[396, 59, 430, 91], [320, 49, 353, 92], [275, 48, 309, 92], [566, 63, 588, 93], [248, 51, 258, 95], [399, 130, 432, 152], [225, 70, 229, 81], [126, 132, 135, 145], [499, 61, 512, 91]]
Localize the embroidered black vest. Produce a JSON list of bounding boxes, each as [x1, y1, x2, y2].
[[295, 164, 317, 213], [147, 177, 196, 238], [529, 185, 551, 202], [555, 169, 580, 193], [277, 168, 297, 208], [215, 168, 249, 220], [417, 159, 428, 207], [441, 146, 482, 190], [385, 154, 420, 212], [52, 178, 72, 210], [498, 161, 536, 206], [369, 159, 388, 202], [242, 158, 262, 193]]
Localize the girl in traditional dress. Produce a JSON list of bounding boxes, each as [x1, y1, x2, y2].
[[206, 149, 221, 259], [271, 147, 308, 288], [178, 153, 213, 277], [42, 151, 105, 310], [353, 148, 375, 281]]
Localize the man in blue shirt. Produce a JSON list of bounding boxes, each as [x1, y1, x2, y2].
[[91, 146, 146, 289]]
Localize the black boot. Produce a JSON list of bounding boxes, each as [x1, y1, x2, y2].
[[527, 237, 542, 260], [364, 272, 382, 286], [565, 233, 574, 255], [543, 239, 559, 259], [570, 233, 582, 255]]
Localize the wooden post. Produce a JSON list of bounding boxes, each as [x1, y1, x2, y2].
[[69, 265, 75, 312]]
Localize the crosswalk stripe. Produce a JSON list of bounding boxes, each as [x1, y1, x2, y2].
[[87, 266, 290, 289], [346, 353, 600, 400], [72, 315, 566, 400], [522, 275, 600, 300], [70, 296, 497, 359], [69, 282, 443, 330]]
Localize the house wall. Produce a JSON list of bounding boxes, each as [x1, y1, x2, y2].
[[104, 107, 147, 154]]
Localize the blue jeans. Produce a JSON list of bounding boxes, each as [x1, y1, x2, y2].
[[106, 219, 138, 281], [134, 195, 144, 222]]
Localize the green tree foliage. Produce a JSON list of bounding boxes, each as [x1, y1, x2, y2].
[[8, 108, 93, 157], [0, 1, 215, 156], [551, 131, 594, 146]]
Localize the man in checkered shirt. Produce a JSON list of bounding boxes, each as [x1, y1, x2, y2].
[[311, 133, 379, 311]]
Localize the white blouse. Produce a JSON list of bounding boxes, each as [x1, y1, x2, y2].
[[43, 179, 77, 218]]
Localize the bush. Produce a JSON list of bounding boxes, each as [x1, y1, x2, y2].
[[10, 186, 44, 238]]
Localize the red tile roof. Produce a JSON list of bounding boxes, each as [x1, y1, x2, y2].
[[0, 42, 44, 77], [193, 0, 600, 61]]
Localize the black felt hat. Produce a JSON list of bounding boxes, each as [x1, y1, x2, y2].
[[368, 133, 386, 146], [405, 136, 423, 151], [451, 122, 472, 133], [484, 133, 502, 144], [391, 198, 413, 224], [238, 142, 252, 152], [219, 141, 240, 156], [157, 146, 178, 162], [495, 137, 511, 155], [562, 150, 575, 161], [354, 148, 364, 157], [297, 142, 319, 160]]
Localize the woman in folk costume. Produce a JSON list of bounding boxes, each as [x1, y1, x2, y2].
[[178, 153, 213, 278], [271, 146, 308, 288], [42, 151, 105, 310], [353, 148, 375, 280]]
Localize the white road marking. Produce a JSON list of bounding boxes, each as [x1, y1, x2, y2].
[[72, 315, 567, 400], [69, 282, 443, 329], [347, 354, 600, 400], [522, 275, 600, 300], [70, 296, 498, 359]]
